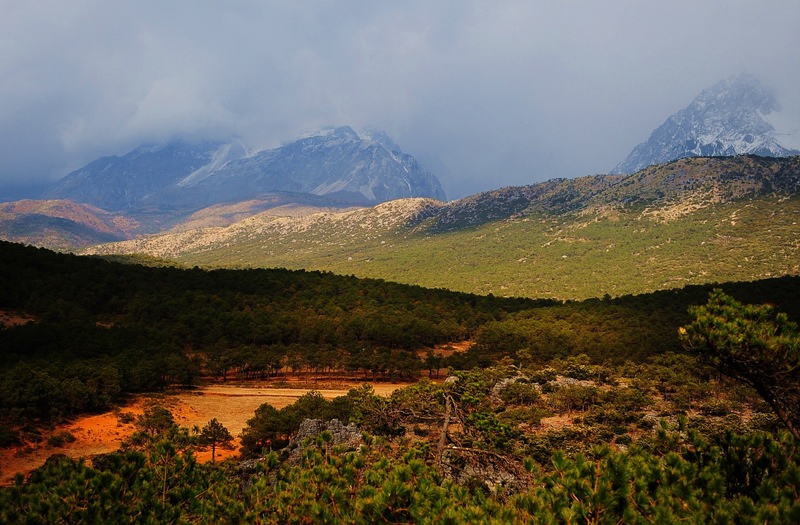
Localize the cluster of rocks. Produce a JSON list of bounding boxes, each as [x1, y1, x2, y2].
[[285, 418, 363, 461]]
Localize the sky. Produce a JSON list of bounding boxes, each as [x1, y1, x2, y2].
[[1, 1, 799, 200]]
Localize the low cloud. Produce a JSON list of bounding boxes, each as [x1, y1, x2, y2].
[[1, 1, 798, 199]]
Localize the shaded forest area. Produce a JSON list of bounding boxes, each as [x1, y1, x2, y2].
[[0, 240, 541, 425], [2, 239, 800, 427]]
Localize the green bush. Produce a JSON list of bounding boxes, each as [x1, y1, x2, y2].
[[498, 407, 551, 427], [498, 381, 541, 405], [700, 399, 732, 417], [527, 367, 558, 384], [46, 431, 76, 448], [614, 434, 632, 445]]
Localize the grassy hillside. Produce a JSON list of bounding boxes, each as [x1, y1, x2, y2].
[[90, 195, 799, 300], [86, 156, 800, 300]]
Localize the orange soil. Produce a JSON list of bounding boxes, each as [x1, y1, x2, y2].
[[0, 310, 35, 328], [417, 340, 473, 359], [0, 382, 405, 486]]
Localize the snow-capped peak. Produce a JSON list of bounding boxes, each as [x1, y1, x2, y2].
[[611, 73, 800, 174]]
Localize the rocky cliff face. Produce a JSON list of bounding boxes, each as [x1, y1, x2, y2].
[[612, 73, 800, 174]]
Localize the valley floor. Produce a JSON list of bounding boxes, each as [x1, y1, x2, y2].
[[0, 380, 405, 486]]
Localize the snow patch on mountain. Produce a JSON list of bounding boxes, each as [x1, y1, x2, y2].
[[178, 140, 249, 188]]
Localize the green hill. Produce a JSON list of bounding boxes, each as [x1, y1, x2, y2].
[[86, 156, 800, 300]]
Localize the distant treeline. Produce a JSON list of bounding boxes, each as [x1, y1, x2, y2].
[[2, 239, 799, 424], [469, 277, 800, 366]]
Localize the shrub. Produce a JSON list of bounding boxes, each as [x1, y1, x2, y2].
[[46, 431, 76, 448], [498, 381, 540, 405], [614, 435, 632, 446], [499, 407, 551, 427], [527, 367, 558, 384], [549, 385, 600, 414], [700, 400, 731, 417], [136, 405, 176, 437], [116, 411, 136, 424]]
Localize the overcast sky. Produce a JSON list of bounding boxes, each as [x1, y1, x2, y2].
[[1, 1, 799, 200]]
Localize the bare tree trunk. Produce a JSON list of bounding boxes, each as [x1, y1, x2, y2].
[[437, 395, 454, 471]]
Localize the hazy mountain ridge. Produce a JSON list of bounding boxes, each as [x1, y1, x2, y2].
[[167, 126, 445, 206], [4, 126, 446, 249], [612, 74, 800, 174], [43, 127, 445, 213]]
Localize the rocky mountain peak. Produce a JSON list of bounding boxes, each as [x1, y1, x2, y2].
[[611, 73, 799, 174]]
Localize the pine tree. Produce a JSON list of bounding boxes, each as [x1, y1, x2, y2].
[[198, 418, 234, 464], [680, 289, 800, 439]]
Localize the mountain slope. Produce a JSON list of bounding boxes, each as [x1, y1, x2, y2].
[[86, 155, 800, 299], [612, 74, 800, 174], [166, 126, 445, 207], [0, 200, 137, 250], [44, 140, 228, 210]]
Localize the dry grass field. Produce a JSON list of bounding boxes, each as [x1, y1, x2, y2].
[[0, 381, 405, 486]]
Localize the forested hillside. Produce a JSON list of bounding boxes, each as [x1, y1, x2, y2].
[[3, 240, 800, 521], [0, 240, 541, 424], [3, 239, 799, 425]]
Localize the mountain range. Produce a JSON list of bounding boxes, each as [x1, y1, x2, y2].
[[612, 73, 800, 174], [44, 126, 446, 212], [1, 75, 799, 300]]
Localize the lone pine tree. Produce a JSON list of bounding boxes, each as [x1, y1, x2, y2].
[[198, 418, 234, 464]]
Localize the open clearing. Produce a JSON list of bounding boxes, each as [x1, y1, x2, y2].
[[0, 382, 405, 486]]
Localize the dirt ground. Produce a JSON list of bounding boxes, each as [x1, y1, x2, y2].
[[0, 310, 35, 328], [0, 382, 404, 486]]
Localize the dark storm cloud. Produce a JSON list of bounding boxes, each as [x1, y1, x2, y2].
[[1, 1, 798, 199]]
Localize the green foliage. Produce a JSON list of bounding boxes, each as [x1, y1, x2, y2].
[[0, 240, 538, 425], [3, 358, 800, 523], [548, 384, 601, 414], [46, 430, 76, 448], [0, 442, 243, 523], [3, 426, 800, 524], [497, 381, 540, 405], [498, 406, 551, 427], [136, 405, 176, 438], [681, 289, 800, 439], [526, 366, 558, 384], [240, 391, 352, 455], [198, 418, 234, 464]]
